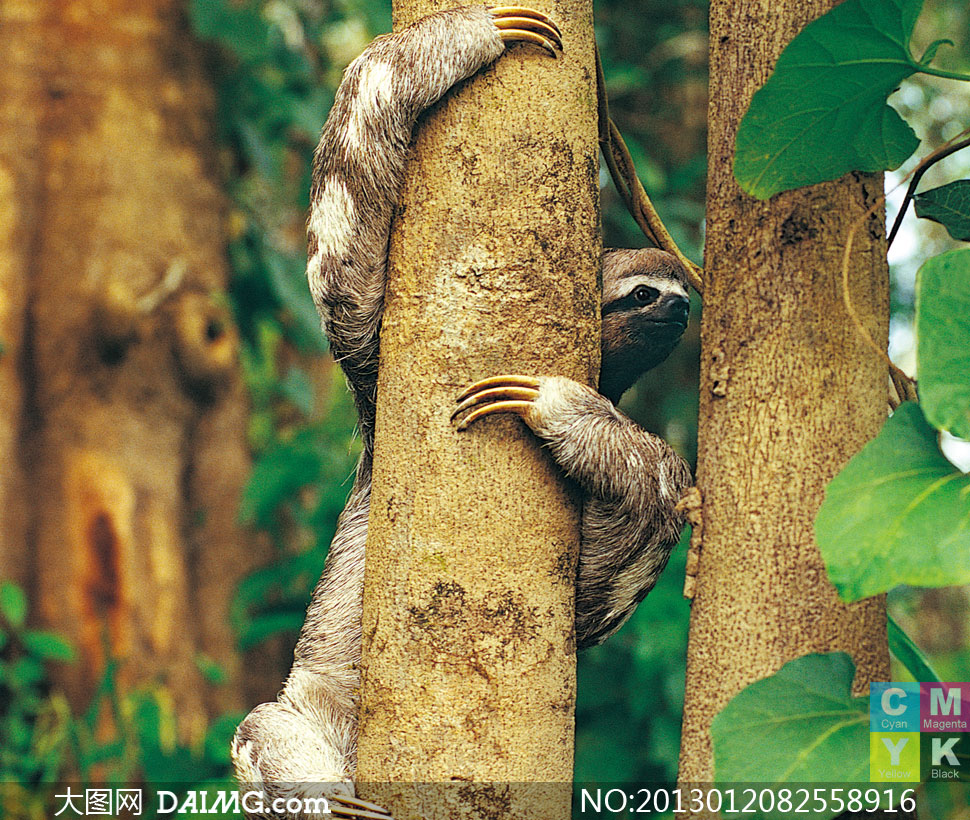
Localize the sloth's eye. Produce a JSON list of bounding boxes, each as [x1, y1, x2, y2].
[[633, 285, 660, 304]]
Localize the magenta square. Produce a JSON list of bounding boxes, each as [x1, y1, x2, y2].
[[920, 683, 970, 732]]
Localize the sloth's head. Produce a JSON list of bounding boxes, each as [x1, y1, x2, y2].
[[599, 248, 690, 404]]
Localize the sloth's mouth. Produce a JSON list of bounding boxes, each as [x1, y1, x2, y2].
[[642, 317, 688, 328]]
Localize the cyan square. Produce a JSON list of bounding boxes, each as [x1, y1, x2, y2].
[[870, 682, 920, 732]]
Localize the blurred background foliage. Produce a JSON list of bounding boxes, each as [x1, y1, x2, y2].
[[2, 0, 968, 813]]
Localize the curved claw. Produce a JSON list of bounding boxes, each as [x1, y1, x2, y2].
[[491, 6, 559, 27], [456, 374, 541, 402], [329, 794, 395, 820], [498, 29, 558, 58], [493, 17, 563, 50], [490, 6, 562, 57], [453, 375, 542, 431]]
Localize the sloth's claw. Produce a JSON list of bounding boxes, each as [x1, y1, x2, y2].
[[453, 375, 542, 430], [491, 6, 562, 56], [328, 793, 395, 820], [498, 29, 558, 58], [456, 374, 541, 402]]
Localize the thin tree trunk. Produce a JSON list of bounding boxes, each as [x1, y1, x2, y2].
[[0, 0, 271, 728], [678, 0, 891, 789], [355, 1, 599, 817]]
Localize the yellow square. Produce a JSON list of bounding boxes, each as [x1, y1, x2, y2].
[[870, 732, 920, 782]]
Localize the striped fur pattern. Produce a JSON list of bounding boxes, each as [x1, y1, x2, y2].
[[232, 4, 693, 809], [306, 5, 504, 455]]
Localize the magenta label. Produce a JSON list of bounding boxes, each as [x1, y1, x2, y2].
[[920, 683, 970, 732]]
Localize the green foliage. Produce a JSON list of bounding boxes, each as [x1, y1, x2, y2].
[[816, 402, 970, 600], [233, 379, 360, 651], [68, 661, 237, 793], [596, 0, 707, 265], [710, 643, 940, 812], [914, 180, 970, 241], [0, 582, 239, 820], [734, 0, 969, 199], [1, 581, 28, 629], [712, 653, 868, 782], [916, 248, 970, 439], [712, 654, 911, 820], [816, 249, 970, 602], [191, 0, 271, 64], [191, 0, 371, 656], [0, 583, 73, 790], [190, 0, 342, 359]]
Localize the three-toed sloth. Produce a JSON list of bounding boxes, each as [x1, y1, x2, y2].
[[232, 7, 692, 817]]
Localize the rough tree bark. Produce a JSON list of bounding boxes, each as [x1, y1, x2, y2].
[[355, 0, 599, 817], [678, 0, 892, 789], [0, 0, 273, 726]]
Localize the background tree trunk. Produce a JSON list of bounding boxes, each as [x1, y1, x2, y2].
[[0, 0, 272, 728], [677, 0, 892, 787], [356, 0, 599, 817], [0, 0, 43, 593]]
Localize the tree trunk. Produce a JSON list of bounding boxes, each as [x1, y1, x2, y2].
[[355, 1, 599, 817], [678, 0, 892, 787], [0, 0, 271, 728], [0, 0, 43, 593]]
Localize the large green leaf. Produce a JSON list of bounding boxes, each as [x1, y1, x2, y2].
[[817, 402, 970, 602], [713, 653, 875, 820], [916, 248, 970, 446], [917, 248, 970, 440], [914, 180, 970, 241], [734, 0, 923, 199]]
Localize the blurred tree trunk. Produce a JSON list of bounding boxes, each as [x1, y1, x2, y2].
[[0, 0, 43, 594], [355, 1, 599, 817], [0, 0, 271, 729], [677, 0, 891, 788]]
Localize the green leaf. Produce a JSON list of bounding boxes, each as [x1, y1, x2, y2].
[[816, 403, 970, 602], [0, 582, 28, 629], [21, 631, 75, 663], [713, 654, 869, 797], [916, 248, 970, 439], [914, 180, 970, 242], [918, 38, 954, 65], [734, 0, 922, 199], [888, 614, 940, 683], [713, 654, 913, 819]]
